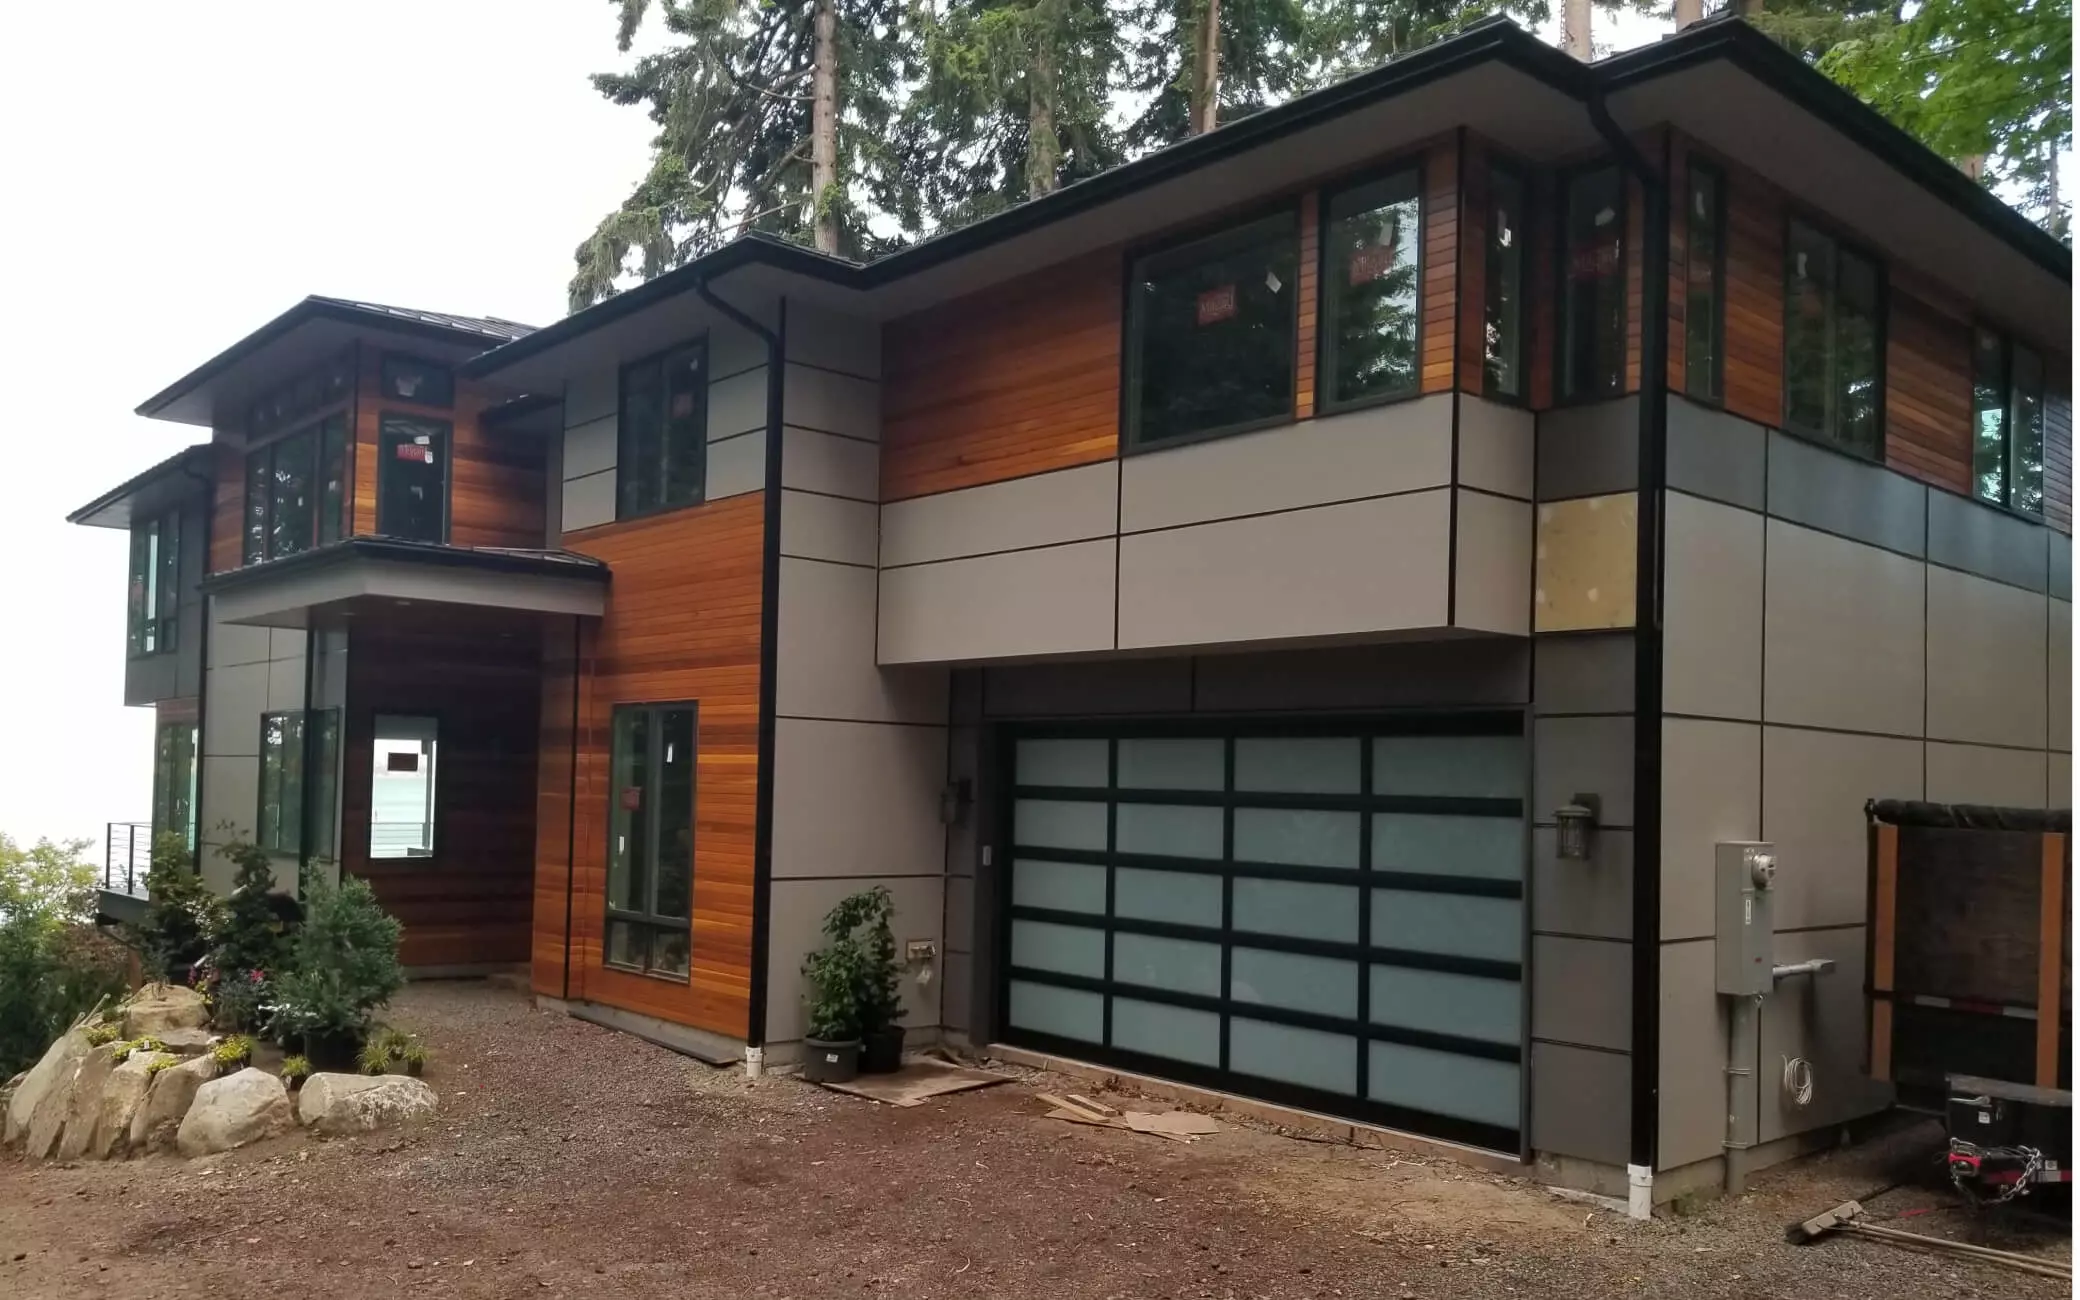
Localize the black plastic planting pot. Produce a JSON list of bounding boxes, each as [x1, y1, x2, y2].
[[801, 1037, 861, 1083]]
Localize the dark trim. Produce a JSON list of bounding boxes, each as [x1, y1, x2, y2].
[[68, 444, 217, 529], [1013, 710, 1525, 741], [480, 391, 564, 429], [1009, 905, 1520, 980], [1005, 841, 1523, 899], [1314, 155, 1428, 417], [200, 535, 610, 596], [562, 614, 581, 1001], [1480, 154, 1533, 405]]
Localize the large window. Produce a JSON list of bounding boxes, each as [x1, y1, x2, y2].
[[258, 709, 339, 857], [1483, 165, 1527, 400], [370, 715, 439, 859], [1784, 218, 1883, 457], [376, 415, 449, 543], [1973, 328, 2046, 515], [378, 353, 454, 408], [127, 510, 179, 658], [1560, 166, 1626, 402], [1126, 212, 1299, 448], [618, 341, 708, 519], [605, 703, 697, 979], [151, 722, 197, 850], [244, 414, 348, 564], [1321, 170, 1422, 410], [1683, 161, 1725, 402]]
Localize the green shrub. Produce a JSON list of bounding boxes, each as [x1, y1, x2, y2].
[[822, 887, 902, 1037], [801, 936, 865, 1043], [211, 839, 299, 982], [266, 876, 403, 1044], [84, 1021, 123, 1048], [133, 834, 224, 983], [144, 1055, 183, 1078], [279, 1054, 312, 1087], [0, 834, 132, 1075], [211, 1034, 254, 1070], [398, 1039, 429, 1077], [357, 1039, 393, 1076]]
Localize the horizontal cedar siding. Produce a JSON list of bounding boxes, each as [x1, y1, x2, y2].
[[1721, 162, 1785, 430], [1296, 191, 1320, 418], [1432, 136, 1467, 395], [209, 444, 244, 574], [1884, 287, 1973, 492], [881, 252, 1120, 501], [351, 354, 546, 548]]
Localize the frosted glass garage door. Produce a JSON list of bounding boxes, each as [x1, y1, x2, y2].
[[1002, 723, 1526, 1152]]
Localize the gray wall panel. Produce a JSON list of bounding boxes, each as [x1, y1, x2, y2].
[[1660, 718, 1762, 941], [1533, 715, 1635, 829], [1762, 727, 1922, 929], [1766, 431, 1926, 557], [1763, 520, 1925, 737], [771, 718, 948, 880], [1194, 640, 1529, 712], [783, 362, 880, 442], [878, 540, 1117, 664], [1457, 395, 1535, 501], [1531, 827, 1632, 941], [2053, 534, 2072, 600], [1530, 936, 1630, 1050], [1757, 927, 1893, 1142], [1665, 397, 1766, 511], [1530, 1041, 1630, 1165], [1657, 939, 1729, 1170], [1533, 634, 1634, 715], [1537, 396, 1638, 500], [1664, 492, 1764, 721], [1927, 490, 2048, 592], [1925, 742, 2048, 808], [766, 875, 944, 1045], [1925, 566, 2048, 748], [2054, 602, 2072, 753], [880, 462, 1117, 568]]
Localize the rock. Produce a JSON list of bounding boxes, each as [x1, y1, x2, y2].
[[176, 1068, 292, 1157], [0, 1071, 24, 1113], [92, 1053, 173, 1160], [5, 1028, 88, 1147], [297, 1073, 438, 1137], [153, 1028, 217, 1058], [121, 984, 210, 1038], [54, 1045, 123, 1160], [130, 1056, 217, 1155]]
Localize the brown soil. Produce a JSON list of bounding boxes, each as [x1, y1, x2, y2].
[[0, 982, 2066, 1299]]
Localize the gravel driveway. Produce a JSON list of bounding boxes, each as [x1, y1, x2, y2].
[[1, 981, 2066, 1298]]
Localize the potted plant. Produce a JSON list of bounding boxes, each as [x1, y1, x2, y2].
[[279, 1055, 312, 1092], [800, 931, 864, 1084], [843, 888, 906, 1074], [264, 877, 403, 1071]]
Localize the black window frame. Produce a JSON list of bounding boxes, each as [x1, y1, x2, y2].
[[1481, 158, 1530, 405], [1781, 214, 1887, 460], [616, 338, 710, 522], [1682, 157, 1728, 405], [375, 412, 453, 543], [603, 701, 699, 981], [243, 412, 349, 565], [151, 720, 198, 851], [257, 708, 340, 859], [1972, 326, 2048, 517], [1122, 203, 1303, 454], [1555, 161, 1630, 405], [1316, 161, 1427, 417], [127, 509, 180, 659], [378, 352, 455, 408]]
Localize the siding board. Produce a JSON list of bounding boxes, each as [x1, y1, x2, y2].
[[1884, 287, 1974, 493]]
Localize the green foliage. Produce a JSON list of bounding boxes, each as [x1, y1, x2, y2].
[[802, 886, 902, 1041], [0, 834, 133, 1076], [279, 1054, 312, 1086], [84, 1021, 122, 1048], [209, 968, 272, 1035], [266, 876, 404, 1043], [211, 1035, 255, 1070], [357, 1039, 394, 1076], [134, 833, 225, 983], [212, 838, 297, 981], [144, 1054, 183, 1078], [112, 1034, 171, 1065], [398, 1039, 429, 1077]]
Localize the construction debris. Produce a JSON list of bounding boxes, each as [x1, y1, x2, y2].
[[1038, 1093, 1223, 1143], [1787, 1199, 2071, 1282]]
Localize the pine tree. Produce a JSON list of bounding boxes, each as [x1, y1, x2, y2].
[[1122, 0, 1310, 149]]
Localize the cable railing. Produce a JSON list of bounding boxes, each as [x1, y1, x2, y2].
[[103, 822, 153, 897]]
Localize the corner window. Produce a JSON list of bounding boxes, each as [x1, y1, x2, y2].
[[1683, 161, 1725, 402], [1561, 166, 1626, 401], [257, 709, 339, 857], [605, 703, 696, 979], [618, 341, 708, 519], [1973, 329, 2046, 515], [1483, 165, 1527, 400], [376, 415, 449, 543], [1321, 170, 1422, 411], [379, 353, 454, 408], [370, 715, 439, 859], [244, 413, 348, 564], [1126, 211, 1299, 448], [151, 722, 197, 850], [127, 510, 179, 657], [1784, 219, 1883, 457]]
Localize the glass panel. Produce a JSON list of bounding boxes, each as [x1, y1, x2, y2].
[[1012, 858, 1108, 914], [1325, 171, 1421, 407], [1369, 966, 1521, 1045], [649, 926, 691, 978], [1232, 808, 1360, 869], [1372, 735, 1523, 798], [243, 451, 269, 565], [1684, 164, 1722, 402], [1232, 877, 1359, 943], [309, 711, 338, 860], [276, 713, 306, 855], [380, 353, 454, 407], [1013, 799, 1108, 852], [2011, 345, 2045, 515], [608, 709, 650, 914], [126, 523, 149, 655], [155, 511, 179, 652], [619, 357, 664, 517], [1230, 948, 1358, 1018], [1370, 814, 1522, 880], [1484, 168, 1526, 399], [661, 342, 707, 508], [268, 430, 316, 559], [1111, 997, 1220, 1066], [1233, 736, 1360, 794], [1115, 803, 1223, 859], [1368, 1041, 1519, 1130], [653, 707, 695, 918], [605, 920, 647, 971], [1008, 980, 1104, 1041], [1128, 214, 1299, 446], [1009, 919, 1106, 979], [258, 714, 286, 851], [369, 715, 438, 859], [377, 415, 448, 543], [1116, 737, 1224, 791], [1370, 890, 1521, 963], [1229, 1018, 1357, 1095], [1561, 167, 1626, 401], [1973, 328, 2009, 506], [140, 519, 162, 653], [1113, 933, 1221, 997], [1014, 738, 1109, 787], [318, 413, 348, 544], [1784, 220, 1834, 439], [1113, 867, 1222, 927], [1835, 249, 1881, 457]]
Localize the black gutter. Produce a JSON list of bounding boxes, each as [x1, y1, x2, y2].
[[1587, 96, 1669, 1182], [68, 444, 217, 528], [199, 535, 611, 595], [563, 613, 581, 1001], [696, 280, 785, 1054]]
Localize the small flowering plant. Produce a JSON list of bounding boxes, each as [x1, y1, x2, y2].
[[211, 967, 272, 1034]]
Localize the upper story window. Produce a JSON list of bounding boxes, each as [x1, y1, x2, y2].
[[1483, 165, 1527, 401], [1321, 169, 1422, 411], [1683, 160, 1726, 403], [1973, 328, 2045, 515], [1783, 218, 1883, 457], [377, 414, 449, 542], [1560, 166, 1626, 402], [128, 510, 179, 658], [1126, 211, 1299, 448], [248, 349, 353, 441], [379, 353, 454, 407], [618, 340, 708, 519], [244, 414, 347, 564]]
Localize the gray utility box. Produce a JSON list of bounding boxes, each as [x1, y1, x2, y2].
[[1715, 841, 1778, 996]]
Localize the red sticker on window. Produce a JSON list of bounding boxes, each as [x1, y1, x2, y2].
[[1196, 284, 1238, 326], [1348, 243, 1398, 285], [1569, 243, 1621, 280], [620, 787, 642, 811], [394, 443, 434, 463]]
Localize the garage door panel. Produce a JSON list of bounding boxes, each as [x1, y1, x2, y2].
[[1370, 1042, 1520, 1129], [1369, 966, 1522, 1045], [1013, 798, 1108, 849], [1231, 948, 1360, 1018], [1370, 891, 1522, 963], [1011, 858, 1107, 913], [1232, 1018, 1359, 1094], [1233, 807, 1363, 867], [1114, 867, 1223, 926], [1113, 997, 1221, 1066], [1114, 933, 1222, 997], [1008, 980, 1103, 1039], [1116, 802, 1224, 856], [1233, 878, 1360, 942]]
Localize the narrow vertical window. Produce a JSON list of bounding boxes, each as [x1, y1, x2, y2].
[[1561, 166, 1626, 401], [605, 702, 697, 979], [244, 452, 270, 565], [318, 413, 348, 545], [258, 711, 305, 854], [1783, 218, 1884, 457], [617, 340, 709, 518], [1684, 161, 1724, 402], [1321, 169, 1422, 409], [269, 430, 317, 560], [152, 722, 198, 850], [377, 415, 449, 543], [1973, 327, 2008, 506], [128, 512, 179, 656], [1484, 166, 1526, 400]]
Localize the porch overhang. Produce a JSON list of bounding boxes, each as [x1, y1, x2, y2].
[[200, 537, 609, 628]]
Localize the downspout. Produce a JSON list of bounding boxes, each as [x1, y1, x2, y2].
[[1587, 91, 1669, 1221], [180, 464, 216, 861], [562, 612, 580, 1002], [696, 277, 784, 1079]]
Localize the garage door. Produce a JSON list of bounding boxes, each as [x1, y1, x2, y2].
[[999, 719, 1525, 1152]]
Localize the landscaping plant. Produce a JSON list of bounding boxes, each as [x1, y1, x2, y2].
[[211, 1034, 255, 1070], [800, 909, 869, 1083], [265, 875, 403, 1068], [0, 833, 132, 1075], [279, 1054, 312, 1089], [132, 833, 225, 984], [817, 887, 906, 1072], [357, 1039, 393, 1076]]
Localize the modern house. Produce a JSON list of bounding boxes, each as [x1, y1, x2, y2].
[[70, 15, 2070, 1210]]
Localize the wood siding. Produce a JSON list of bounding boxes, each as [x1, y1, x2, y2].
[[350, 351, 547, 549], [1884, 283, 1975, 490], [1720, 156, 1786, 431], [534, 493, 764, 1038], [1295, 190, 1320, 418], [208, 444, 244, 574], [1437, 136, 1472, 396]]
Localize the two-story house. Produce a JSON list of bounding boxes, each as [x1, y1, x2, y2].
[[72, 16, 2070, 1211]]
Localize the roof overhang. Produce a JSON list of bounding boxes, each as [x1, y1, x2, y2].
[[200, 538, 609, 629], [67, 444, 216, 530]]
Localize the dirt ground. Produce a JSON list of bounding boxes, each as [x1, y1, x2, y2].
[[1, 981, 2068, 1299]]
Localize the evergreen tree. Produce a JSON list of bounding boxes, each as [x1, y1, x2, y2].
[[1122, 0, 1310, 148]]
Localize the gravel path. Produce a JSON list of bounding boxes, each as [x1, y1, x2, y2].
[[0, 981, 2066, 1298]]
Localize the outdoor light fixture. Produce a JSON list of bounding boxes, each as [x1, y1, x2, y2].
[[939, 778, 973, 827], [1555, 794, 1602, 861]]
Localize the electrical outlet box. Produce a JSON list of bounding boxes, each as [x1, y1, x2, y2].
[[906, 939, 937, 963], [1714, 841, 1777, 996]]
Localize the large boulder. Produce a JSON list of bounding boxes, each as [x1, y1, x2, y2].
[[5, 1028, 88, 1146], [53, 1044, 123, 1160], [176, 1068, 291, 1157], [91, 1052, 174, 1160], [297, 1073, 437, 1137], [129, 1055, 217, 1155], [153, 1028, 217, 1058], [122, 984, 210, 1038]]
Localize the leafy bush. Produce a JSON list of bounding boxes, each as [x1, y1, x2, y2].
[[802, 887, 902, 1043], [211, 1035, 254, 1070], [212, 838, 300, 981], [801, 934, 865, 1043], [266, 876, 403, 1044], [210, 967, 272, 1035], [0, 834, 132, 1076], [357, 1039, 393, 1076], [85, 1021, 123, 1047], [133, 834, 224, 983], [279, 1054, 311, 1087], [144, 1054, 184, 1078]]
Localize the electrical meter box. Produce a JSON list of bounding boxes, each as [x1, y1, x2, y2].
[[1714, 841, 1777, 996]]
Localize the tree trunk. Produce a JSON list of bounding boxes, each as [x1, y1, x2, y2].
[[2048, 146, 2065, 240], [1673, 0, 1704, 27], [1190, 0, 1221, 136], [1563, 0, 1592, 60], [1027, 19, 1060, 196], [810, 0, 840, 254]]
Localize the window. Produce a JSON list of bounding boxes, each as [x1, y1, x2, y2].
[[1126, 211, 1299, 448], [248, 349, 353, 440], [1684, 161, 1725, 402], [618, 341, 708, 519], [379, 353, 454, 407], [127, 511, 179, 657], [1483, 165, 1527, 399], [257, 709, 339, 857], [1321, 170, 1422, 410], [376, 415, 449, 542], [151, 722, 197, 850], [605, 703, 697, 979], [370, 715, 439, 859], [1974, 329, 2046, 515], [1561, 166, 1626, 402], [1784, 219, 1883, 456], [244, 413, 348, 564]]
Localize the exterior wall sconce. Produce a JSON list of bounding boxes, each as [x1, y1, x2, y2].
[[939, 778, 973, 827], [1555, 794, 1602, 861]]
